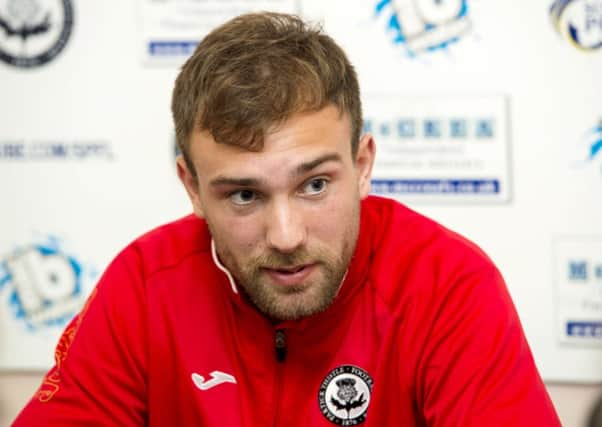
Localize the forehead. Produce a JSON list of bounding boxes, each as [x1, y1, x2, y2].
[[190, 106, 353, 178]]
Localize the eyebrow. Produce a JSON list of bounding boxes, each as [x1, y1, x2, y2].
[[210, 176, 262, 187], [295, 153, 342, 175], [209, 153, 343, 188]]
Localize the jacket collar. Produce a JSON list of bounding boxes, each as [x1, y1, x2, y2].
[[211, 239, 239, 295]]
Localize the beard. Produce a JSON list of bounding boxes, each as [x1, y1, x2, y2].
[[208, 206, 360, 321], [233, 247, 349, 321]]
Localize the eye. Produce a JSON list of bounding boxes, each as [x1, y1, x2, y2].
[[302, 178, 328, 196], [229, 189, 257, 205]]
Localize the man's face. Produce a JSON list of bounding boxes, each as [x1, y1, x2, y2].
[[178, 105, 375, 321]]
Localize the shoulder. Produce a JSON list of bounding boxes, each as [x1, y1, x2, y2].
[[111, 214, 211, 281], [362, 195, 493, 269], [361, 196, 500, 307]]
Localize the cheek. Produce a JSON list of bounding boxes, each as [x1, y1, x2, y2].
[[215, 215, 263, 253], [307, 195, 356, 243]]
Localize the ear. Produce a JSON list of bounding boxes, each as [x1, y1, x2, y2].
[[176, 155, 205, 218], [355, 133, 376, 199]]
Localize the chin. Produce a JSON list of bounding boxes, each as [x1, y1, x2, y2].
[[263, 292, 335, 321]]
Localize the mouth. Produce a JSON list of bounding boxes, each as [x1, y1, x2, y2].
[[273, 265, 306, 273], [262, 264, 317, 286]]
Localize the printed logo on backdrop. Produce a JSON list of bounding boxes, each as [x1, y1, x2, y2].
[[555, 238, 602, 345], [140, 0, 298, 66], [374, 0, 472, 57], [318, 365, 374, 425], [550, 0, 602, 51], [0, 139, 114, 161], [366, 94, 511, 203], [0, 0, 73, 68], [571, 118, 602, 175], [582, 119, 602, 168], [0, 236, 96, 329]]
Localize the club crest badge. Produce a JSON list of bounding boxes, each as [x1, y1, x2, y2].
[[0, 0, 73, 68], [318, 365, 374, 426], [549, 0, 602, 51]]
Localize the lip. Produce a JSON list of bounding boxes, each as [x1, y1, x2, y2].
[[262, 264, 317, 287]]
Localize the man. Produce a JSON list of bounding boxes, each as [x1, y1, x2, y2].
[[15, 12, 560, 426]]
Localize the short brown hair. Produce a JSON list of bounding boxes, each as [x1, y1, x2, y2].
[[171, 12, 362, 176]]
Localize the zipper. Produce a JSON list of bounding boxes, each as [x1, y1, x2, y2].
[[272, 329, 287, 427], [274, 329, 287, 362]]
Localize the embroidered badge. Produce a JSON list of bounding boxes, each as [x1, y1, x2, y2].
[[318, 365, 373, 425]]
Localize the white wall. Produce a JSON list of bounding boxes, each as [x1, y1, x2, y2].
[[3, 0, 601, 378]]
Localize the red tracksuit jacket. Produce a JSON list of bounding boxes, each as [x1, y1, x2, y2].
[[14, 196, 561, 426]]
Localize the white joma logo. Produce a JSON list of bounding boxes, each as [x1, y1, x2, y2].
[[191, 371, 237, 391]]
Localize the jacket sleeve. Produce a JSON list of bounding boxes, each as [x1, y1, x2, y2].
[[13, 245, 148, 426], [417, 265, 561, 426]]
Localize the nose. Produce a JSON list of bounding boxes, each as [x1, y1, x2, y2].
[[265, 198, 306, 254]]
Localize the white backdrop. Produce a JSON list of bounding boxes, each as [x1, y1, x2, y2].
[[0, 0, 601, 383]]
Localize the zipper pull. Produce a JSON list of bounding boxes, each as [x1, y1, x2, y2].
[[274, 329, 287, 363]]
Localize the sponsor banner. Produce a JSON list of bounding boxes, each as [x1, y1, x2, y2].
[[0, 0, 74, 68], [138, 0, 298, 67], [0, 235, 97, 369], [550, 0, 602, 51], [554, 237, 602, 346], [374, 0, 472, 57], [364, 94, 510, 203]]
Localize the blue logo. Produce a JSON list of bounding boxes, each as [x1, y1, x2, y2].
[[0, 237, 96, 329], [572, 119, 602, 172], [584, 120, 602, 162], [375, 0, 471, 56], [550, 0, 602, 51], [0, 0, 74, 68]]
